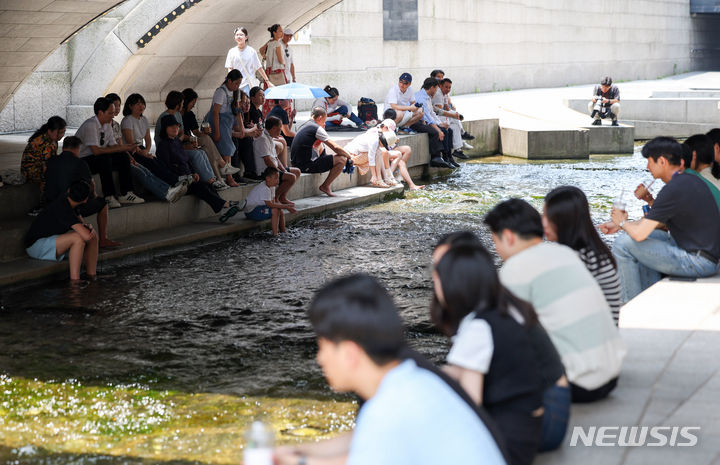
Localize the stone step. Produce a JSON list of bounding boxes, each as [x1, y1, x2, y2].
[[581, 124, 635, 154], [500, 125, 590, 159]]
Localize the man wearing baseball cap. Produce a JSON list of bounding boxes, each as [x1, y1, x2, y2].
[[385, 73, 425, 132], [281, 27, 296, 83]]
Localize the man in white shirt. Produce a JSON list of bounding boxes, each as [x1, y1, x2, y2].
[[281, 28, 296, 83], [75, 97, 144, 208], [253, 116, 300, 204], [273, 274, 508, 465], [386, 72, 424, 130]]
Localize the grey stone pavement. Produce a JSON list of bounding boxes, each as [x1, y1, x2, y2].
[[537, 274, 720, 465]]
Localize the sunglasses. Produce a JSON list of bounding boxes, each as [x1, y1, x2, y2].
[[285, 48, 289, 57], [100, 132, 105, 146]]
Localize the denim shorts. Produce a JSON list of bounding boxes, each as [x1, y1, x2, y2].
[[26, 235, 66, 262], [245, 205, 272, 221]]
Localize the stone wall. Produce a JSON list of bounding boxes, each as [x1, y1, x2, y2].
[[291, 0, 696, 107]]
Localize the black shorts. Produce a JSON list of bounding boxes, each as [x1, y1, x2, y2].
[[298, 154, 335, 174], [75, 196, 106, 217]]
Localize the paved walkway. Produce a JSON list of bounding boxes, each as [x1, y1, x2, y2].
[[538, 274, 720, 465]]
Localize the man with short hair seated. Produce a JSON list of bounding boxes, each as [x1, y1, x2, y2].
[[25, 179, 99, 283], [274, 274, 508, 465], [44, 136, 123, 249], [413, 77, 457, 168], [436, 77, 470, 159], [485, 198, 625, 403], [290, 106, 352, 197], [601, 136, 720, 301], [385, 72, 424, 131], [75, 97, 145, 208], [588, 76, 621, 126], [253, 115, 301, 204]]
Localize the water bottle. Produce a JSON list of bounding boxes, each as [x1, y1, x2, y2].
[[244, 421, 274, 465], [612, 188, 626, 212]]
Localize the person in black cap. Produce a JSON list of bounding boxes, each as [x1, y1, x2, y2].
[[385, 72, 425, 131], [588, 76, 621, 126]]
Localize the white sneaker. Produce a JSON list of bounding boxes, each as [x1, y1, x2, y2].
[[463, 141, 473, 150], [165, 182, 188, 203], [117, 192, 145, 204], [212, 180, 230, 191], [220, 164, 241, 175], [366, 119, 378, 127], [106, 196, 122, 209]]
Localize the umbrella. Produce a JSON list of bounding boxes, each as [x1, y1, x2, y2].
[[264, 82, 330, 100]]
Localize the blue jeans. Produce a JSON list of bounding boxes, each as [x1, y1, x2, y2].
[[613, 230, 720, 302], [131, 164, 169, 199], [539, 384, 571, 452], [185, 149, 215, 183]]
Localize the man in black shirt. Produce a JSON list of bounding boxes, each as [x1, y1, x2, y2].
[[587, 76, 621, 126], [25, 179, 99, 282], [290, 107, 352, 197], [601, 137, 720, 301], [45, 136, 121, 248]]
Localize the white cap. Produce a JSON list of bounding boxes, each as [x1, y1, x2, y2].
[[380, 119, 397, 132], [284, 28, 294, 35]]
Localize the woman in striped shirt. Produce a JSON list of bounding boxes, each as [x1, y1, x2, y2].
[[543, 186, 622, 325]]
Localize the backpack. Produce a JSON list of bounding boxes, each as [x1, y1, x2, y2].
[[357, 97, 378, 123]]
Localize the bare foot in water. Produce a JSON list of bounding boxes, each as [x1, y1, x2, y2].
[[409, 184, 425, 190], [319, 185, 336, 197]]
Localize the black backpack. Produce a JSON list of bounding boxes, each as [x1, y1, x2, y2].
[[357, 97, 378, 123]]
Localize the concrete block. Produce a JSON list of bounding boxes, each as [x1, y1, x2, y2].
[[121, 200, 170, 236], [463, 118, 500, 157], [67, 17, 119, 83], [582, 124, 634, 154], [66, 104, 93, 127], [500, 126, 589, 159], [631, 121, 717, 140], [70, 31, 132, 106], [685, 99, 720, 124], [34, 42, 67, 72]]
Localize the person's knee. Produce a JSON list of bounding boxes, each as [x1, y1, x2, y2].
[[587, 101, 594, 113], [611, 103, 620, 116], [612, 232, 636, 258]]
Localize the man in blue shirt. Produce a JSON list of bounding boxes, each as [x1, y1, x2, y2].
[[273, 274, 507, 465], [412, 78, 458, 168]]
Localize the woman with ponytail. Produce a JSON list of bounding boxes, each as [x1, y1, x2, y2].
[[260, 24, 288, 87], [21, 116, 67, 213], [312, 85, 369, 129]]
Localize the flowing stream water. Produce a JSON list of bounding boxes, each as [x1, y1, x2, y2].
[[0, 149, 653, 464]]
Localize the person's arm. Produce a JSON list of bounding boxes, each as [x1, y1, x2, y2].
[[290, 62, 296, 82], [281, 124, 295, 138], [264, 199, 296, 213], [212, 103, 221, 142], [430, 123, 444, 140], [448, 365, 484, 405], [258, 41, 269, 60], [262, 155, 276, 168], [274, 433, 352, 465], [88, 144, 134, 155], [610, 208, 661, 242], [231, 113, 245, 138], [144, 129, 153, 155], [325, 139, 351, 159]]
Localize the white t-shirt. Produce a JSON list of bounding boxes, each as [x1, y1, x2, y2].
[[244, 181, 275, 212], [76, 116, 117, 158], [283, 43, 293, 82], [212, 85, 234, 114], [309, 125, 329, 161], [252, 129, 278, 176], [344, 128, 381, 166], [120, 115, 150, 144], [225, 45, 262, 89], [386, 84, 415, 107]]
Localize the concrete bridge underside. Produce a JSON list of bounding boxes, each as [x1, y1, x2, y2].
[[0, 0, 342, 129]]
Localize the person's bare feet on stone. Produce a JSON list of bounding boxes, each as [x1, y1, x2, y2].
[[319, 185, 336, 197]]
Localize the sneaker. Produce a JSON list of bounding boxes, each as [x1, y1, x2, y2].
[[591, 119, 602, 126], [165, 182, 188, 203], [359, 123, 369, 130], [453, 150, 470, 160], [212, 180, 231, 191], [27, 207, 42, 217], [612, 120, 619, 127], [366, 119, 378, 127], [220, 164, 241, 175], [106, 196, 122, 209], [117, 192, 145, 204], [218, 204, 240, 223], [462, 141, 474, 150], [461, 132, 475, 141]]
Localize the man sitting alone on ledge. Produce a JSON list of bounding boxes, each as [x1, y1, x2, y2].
[[588, 76, 620, 126]]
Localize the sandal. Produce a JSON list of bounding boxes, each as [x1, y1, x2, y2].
[[371, 179, 390, 188]]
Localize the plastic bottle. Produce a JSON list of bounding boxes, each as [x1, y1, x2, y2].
[[244, 421, 274, 465]]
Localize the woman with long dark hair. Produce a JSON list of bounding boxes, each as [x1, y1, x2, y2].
[[543, 186, 622, 324], [21, 116, 67, 213], [431, 232, 569, 460], [312, 85, 368, 129], [260, 24, 288, 87], [206, 70, 245, 187]]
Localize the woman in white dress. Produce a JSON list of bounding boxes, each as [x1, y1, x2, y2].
[[225, 26, 272, 95]]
